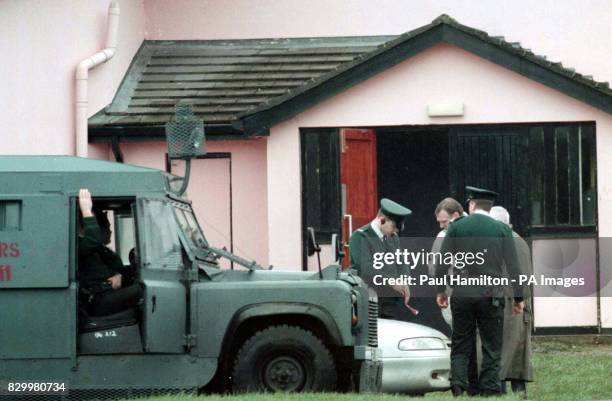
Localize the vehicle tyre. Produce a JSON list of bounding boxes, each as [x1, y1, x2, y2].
[[231, 324, 337, 392]]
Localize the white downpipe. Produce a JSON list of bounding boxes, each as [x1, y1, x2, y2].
[[75, 1, 120, 157]]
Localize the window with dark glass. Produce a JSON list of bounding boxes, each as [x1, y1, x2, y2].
[[0, 201, 22, 231], [300, 128, 341, 243], [529, 123, 596, 228]]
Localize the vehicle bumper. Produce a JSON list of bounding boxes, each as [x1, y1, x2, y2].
[[381, 353, 450, 394], [353, 346, 382, 393]]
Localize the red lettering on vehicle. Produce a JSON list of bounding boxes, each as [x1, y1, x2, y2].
[[0, 242, 20, 258], [0, 265, 11, 281], [10, 243, 19, 258]]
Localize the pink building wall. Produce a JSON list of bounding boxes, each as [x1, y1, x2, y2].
[[120, 140, 269, 267], [275, 44, 612, 262], [0, 0, 145, 156], [0, 0, 271, 271], [268, 44, 612, 326], [142, 0, 612, 327]]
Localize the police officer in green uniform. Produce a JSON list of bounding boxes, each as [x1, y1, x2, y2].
[[436, 186, 525, 396], [78, 188, 143, 316], [349, 198, 412, 318]]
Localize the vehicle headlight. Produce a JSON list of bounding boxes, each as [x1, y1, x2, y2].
[[350, 291, 358, 326], [398, 337, 447, 351]]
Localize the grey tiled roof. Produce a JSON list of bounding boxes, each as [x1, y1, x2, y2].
[[90, 15, 611, 139], [88, 36, 395, 127], [236, 14, 611, 133]]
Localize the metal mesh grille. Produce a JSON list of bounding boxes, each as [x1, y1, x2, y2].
[[165, 103, 205, 159], [367, 299, 379, 347]]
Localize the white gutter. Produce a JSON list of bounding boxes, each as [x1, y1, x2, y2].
[[75, 1, 120, 157]]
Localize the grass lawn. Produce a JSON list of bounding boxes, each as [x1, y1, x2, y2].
[[136, 337, 612, 401], [524, 337, 612, 401]]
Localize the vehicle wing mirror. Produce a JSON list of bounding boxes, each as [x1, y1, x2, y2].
[[331, 233, 344, 263], [307, 227, 320, 257], [307, 227, 323, 279]]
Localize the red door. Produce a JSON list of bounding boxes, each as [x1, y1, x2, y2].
[[340, 128, 378, 268]]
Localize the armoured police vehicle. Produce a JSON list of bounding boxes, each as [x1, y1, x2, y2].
[[0, 108, 380, 399], [0, 155, 380, 399]]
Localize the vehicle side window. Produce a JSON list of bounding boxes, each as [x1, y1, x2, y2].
[[81, 201, 135, 268], [0, 201, 22, 231], [114, 213, 136, 266]]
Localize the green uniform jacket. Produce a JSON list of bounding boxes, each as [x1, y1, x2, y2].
[[436, 213, 523, 300], [78, 216, 125, 289], [500, 232, 534, 381], [349, 223, 402, 299]]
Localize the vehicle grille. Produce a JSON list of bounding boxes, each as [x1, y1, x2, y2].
[[367, 299, 378, 347]]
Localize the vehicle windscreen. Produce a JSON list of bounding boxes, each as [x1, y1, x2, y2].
[[171, 201, 217, 263]]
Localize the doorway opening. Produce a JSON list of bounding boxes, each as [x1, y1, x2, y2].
[[301, 122, 599, 332], [377, 128, 450, 237]]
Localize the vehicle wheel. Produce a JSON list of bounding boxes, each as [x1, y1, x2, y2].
[[231, 325, 337, 392]]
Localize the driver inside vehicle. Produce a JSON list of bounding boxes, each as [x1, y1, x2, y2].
[[78, 188, 143, 316]]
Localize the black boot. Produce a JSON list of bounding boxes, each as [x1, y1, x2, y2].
[[451, 385, 465, 396], [511, 380, 527, 399]]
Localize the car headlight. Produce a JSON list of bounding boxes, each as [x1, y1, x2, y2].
[[398, 337, 447, 351]]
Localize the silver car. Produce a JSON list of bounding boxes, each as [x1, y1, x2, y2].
[[378, 318, 451, 394]]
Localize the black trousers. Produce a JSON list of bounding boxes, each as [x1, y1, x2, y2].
[[90, 283, 143, 316], [467, 335, 479, 395], [450, 296, 505, 395]]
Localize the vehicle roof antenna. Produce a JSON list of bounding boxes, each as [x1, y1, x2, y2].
[[165, 103, 206, 196]]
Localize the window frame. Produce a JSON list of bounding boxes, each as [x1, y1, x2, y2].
[[528, 122, 597, 234]]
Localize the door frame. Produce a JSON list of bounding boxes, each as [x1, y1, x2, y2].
[[299, 128, 342, 271]]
